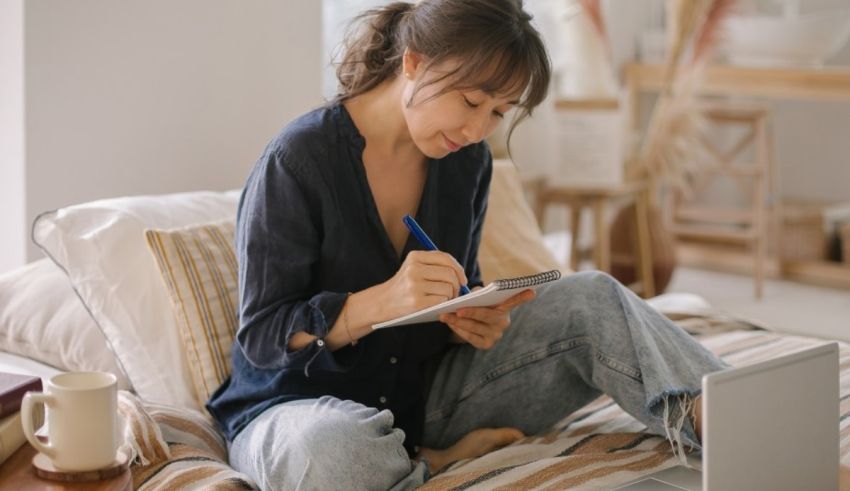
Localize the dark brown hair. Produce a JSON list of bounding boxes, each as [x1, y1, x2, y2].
[[334, 0, 551, 148]]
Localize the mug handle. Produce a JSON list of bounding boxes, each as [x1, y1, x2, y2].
[[21, 392, 56, 458]]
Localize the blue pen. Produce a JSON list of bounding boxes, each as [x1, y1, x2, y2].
[[403, 214, 471, 296]]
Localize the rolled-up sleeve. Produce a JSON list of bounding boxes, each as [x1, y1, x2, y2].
[[234, 148, 349, 372]]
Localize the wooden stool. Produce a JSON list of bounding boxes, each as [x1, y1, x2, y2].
[[534, 180, 656, 298], [670, 101, 776, 299]]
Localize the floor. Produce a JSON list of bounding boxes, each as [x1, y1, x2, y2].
[[543, 232, 850, 343], [667, 266, 850, 343]]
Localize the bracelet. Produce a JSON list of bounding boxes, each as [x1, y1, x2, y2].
[[343, 293, 357, 346]]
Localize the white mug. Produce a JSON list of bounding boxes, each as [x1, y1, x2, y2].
[[22, 371, 119, 471]]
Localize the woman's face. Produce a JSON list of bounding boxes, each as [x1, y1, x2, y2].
[[401, 53, 520, 159]]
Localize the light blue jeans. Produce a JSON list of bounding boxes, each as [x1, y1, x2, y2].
[[229, 272, 727, 490]]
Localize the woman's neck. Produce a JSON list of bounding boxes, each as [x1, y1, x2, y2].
[[344, 77, 422, 163]]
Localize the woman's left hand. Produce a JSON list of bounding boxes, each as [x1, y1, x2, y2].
[[439, 289, 536, 350]]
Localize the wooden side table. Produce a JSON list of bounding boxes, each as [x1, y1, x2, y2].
[[0, 443, 131, 490], [535, 180, 656, 298]]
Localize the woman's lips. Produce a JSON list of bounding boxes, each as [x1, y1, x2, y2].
[[443, 133, 462, 152]]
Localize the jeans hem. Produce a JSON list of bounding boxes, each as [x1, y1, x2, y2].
[[648, 388, 703, 467]]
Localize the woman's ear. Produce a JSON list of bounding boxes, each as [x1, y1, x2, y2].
[[402, 48, 424, 80]]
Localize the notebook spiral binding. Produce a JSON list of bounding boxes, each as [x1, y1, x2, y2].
[[493, 270, 561, 290]]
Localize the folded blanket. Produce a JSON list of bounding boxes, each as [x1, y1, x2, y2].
[[118, 391, 257, 490]]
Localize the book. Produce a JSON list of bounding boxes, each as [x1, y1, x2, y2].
[[0, 372, 43, 419], [372, 270, 561, 329], [0, 408, 44, 464]]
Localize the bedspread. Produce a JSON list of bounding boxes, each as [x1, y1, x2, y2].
[[121, 328, 848, 490]]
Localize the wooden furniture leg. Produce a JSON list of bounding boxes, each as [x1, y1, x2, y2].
[[570, 204, 582, 271], [754, 115, 769, 299], [593, 199, 610, 272], [635, 189, 655, 298]]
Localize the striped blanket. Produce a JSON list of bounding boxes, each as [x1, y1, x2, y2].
[[118, 392, 256, 490], [420, 329, 849, 490], [120, 328, 848, 490]]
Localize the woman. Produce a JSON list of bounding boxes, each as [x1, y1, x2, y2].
[[207, 1, 727, 489]]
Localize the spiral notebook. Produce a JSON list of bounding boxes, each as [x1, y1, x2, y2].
[[372, 270, 561, 329]]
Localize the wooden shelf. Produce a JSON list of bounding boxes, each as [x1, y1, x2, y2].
[[676, 242, 850, 290], [673, 224, 758, 244], [625, 63, 850, 102], [555, 98, 619, 110], [677, 242, 781, 278], [781, 259, 850, 290]]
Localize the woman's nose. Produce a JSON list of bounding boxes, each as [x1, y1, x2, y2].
[[462, 112, 489, 144]]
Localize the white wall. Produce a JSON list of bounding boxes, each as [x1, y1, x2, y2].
[[2, 1, 323, 271], [0, 0, 26, 273], [774, 96, 850, 204]]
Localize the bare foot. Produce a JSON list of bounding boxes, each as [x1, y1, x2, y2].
[[418, 427, 524, 475]]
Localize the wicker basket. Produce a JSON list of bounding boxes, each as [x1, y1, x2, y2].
[[779, 202, 826, 261]]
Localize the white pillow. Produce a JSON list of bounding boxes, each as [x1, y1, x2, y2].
[[0, 259, 132, 389], [32, 190, 241, 410]]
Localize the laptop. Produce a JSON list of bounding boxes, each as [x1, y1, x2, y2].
[[614, 342, 839, 491]]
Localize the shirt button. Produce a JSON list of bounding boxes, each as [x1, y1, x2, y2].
[[390, 357, 398, 364], [379, 396, 387, 404], [316, 339, 325, 347]]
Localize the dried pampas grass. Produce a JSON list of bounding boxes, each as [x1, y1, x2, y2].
[[578, 0, 609, 56], [631, 0, 738, 200]]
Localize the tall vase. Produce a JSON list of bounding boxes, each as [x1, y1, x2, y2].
[[609, 202, 678, 294], [556, 4, 618, 99]]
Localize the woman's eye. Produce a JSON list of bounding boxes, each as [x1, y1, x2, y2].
[[464, 94, 505, 118]]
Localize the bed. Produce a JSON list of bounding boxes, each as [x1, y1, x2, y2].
[[419, 327, 850, 490], [1, 159, 845, 490]]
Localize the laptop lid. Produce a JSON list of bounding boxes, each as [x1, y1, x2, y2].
[[703, 342, 838, 491]]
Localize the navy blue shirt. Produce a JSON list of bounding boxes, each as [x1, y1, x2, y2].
[[206, 103, 492, 455]]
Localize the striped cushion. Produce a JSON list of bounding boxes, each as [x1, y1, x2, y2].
[[145, 220, 238, 409]]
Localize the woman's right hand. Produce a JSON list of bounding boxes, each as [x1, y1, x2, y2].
[[376, 250, 468, 321]]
